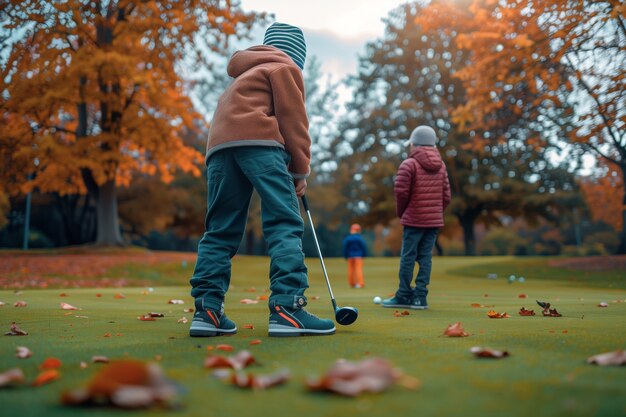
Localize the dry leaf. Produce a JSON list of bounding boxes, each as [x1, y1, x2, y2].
[[167, 299, 184, 305], [242, 324, 254, 329], [183, 308, 194, 313], [443, 322, 469, 337], [33, 369, 60, 387], [598, 302, 608, 307], [244, 287, 256, 292], [216, 344, 234, 352], [519, 307, 536, 316], [487, 310, 511, 318], [138, 315, 156, 321], [61, 360, 179, 409], [470, 303, 484, 308], [0, 368, 25, 387], [92, 356, 109, 363], [14, 301, 27, 307], [41, 357, 62, 370], [177, 317, 188, 324], [16, 346, 32, 359], [249, 340, 262, 346], [0, 301, 5, 306], [5, 322, 28, 336], [239, 299, 259, 305], [256, 295, 269, 301], [204, 350, 256, 371], [147, 312, 165, 317], [306, 358, 413, 397], [587, 350, 626, 366], [59, 293, 67, 297], [231, 369, 290, 389], [114, 293, 125, 299], [518, 294, 527, 298], [61, 302, 80, 310], [393, 310, 410, 317], [470, 346, 510, 358]]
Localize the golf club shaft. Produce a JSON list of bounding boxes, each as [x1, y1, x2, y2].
[[301, 195, 336, 305]]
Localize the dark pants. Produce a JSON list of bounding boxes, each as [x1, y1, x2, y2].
[[190, 147, 308, 311], [396, 226, 438, 301]]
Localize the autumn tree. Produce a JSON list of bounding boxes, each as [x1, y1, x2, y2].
[[418, 0, 626, 252], [0, 1, 265, 246]]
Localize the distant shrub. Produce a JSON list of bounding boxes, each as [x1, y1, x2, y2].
[[583, 231, 620, 254], [479, 228, 528, 256]]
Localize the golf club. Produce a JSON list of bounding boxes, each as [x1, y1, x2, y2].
[[301, 195, 358, 326]]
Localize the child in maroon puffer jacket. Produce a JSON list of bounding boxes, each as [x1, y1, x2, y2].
[[382, 126, 451, 310]]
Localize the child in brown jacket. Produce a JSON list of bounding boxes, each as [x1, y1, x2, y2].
[[189, 23, 335, 337]]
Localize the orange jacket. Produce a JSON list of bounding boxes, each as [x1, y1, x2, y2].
[[206, 46, 311, 178]]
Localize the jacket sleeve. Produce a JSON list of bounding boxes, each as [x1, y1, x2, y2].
[[442, 165, 451, 210], [269, 66, 311, 178], [359, 236, 368, 257], [342, 236, 348, 259], [394, 160, 414, 218]]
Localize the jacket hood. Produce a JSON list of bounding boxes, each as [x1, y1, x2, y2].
[[227, 45, 297, 78], [410, 146, 443, 172]]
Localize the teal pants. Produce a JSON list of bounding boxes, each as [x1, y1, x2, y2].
[[190, 147, 308, 311]]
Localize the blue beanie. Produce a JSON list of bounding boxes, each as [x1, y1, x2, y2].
[[263, 22, 307, 70]]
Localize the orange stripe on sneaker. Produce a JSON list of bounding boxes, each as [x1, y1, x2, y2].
[[206, 310, 219, 326], [276, 307, 300, 328]]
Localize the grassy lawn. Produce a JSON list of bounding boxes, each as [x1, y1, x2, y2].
[[1, 254, 625, 417]]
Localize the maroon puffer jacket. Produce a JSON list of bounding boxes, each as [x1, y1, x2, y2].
[[394, 146, 451, 228]]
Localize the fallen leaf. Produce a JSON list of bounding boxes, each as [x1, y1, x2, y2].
[[14, 301, 27, 307], [138, 315, 156, 321], [147, 312, 164, 317], [244, 287, 257, 292], [103, 333, 112, 338], [443, 322, 470, 337], [393, 310, 410, 317], [33, 369, 60, 386], [249, 340, 262, 346], [239, 299, 259, 304], [518, 294, 527, 298], [61, 302, 80, 310], [16, 346, 32, 359], [598, 302, 608, 308], [204, 350, 256, 371], [167, 299, 184, 305], [0, 301, 5, 306], [487, 310, 511, 319], [80, 362, 88, 369], [231, 369, 290, 389], [61, 360, 179, 409], [306, 358, 414, 396], [587, 350, 626, 366], [59, 293, 67, 297], [183, 308, 194, 313], [114, 293, 125, 299], [470, 346, 510, 358], [5, 322, 28, 336], [41, 357, 62, 370], [0, 368, 25, 387], [256, 295, 269, 301], [242, 324, 254, 329], [519, 307, 536, 316], [177, 317, 188, 324], [91, 356, 109, 363], [470, 303, 484, 308], [216, 344, 234, 352], [96, 294, 102, 298]]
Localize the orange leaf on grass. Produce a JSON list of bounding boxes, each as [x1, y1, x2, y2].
[[216, 344, 234, 352], [91, 356, 109, 363], [239, 299, 259, 304], [114, 293, 125, 299], [471, 303, 484, 308], [204, 350, 256, 371], [59, 293, 67, 297], [256, 295, 268, 301], [393, 310, 410, 317], [61, 302, 80, 310], [306, 357, 417, 397], [41, 357, 62, 369], [138, 315, 156, 321], [444, 322, 469, 337], [519, 307, 535, 316], [177, 317, 188, 324], [242, 324, 254, 329], [14, 301, 27, 307], [33, 369, 60, 386], [487, 310, 511, 318], [231, 369, 290, 389], [518, 294, 527, 298], [249, 340, 262, 345], [167, 299, 184, 305]]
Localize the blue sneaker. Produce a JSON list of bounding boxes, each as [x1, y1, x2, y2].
[[381, 296, 412, 308], [189, 301, 237, 337], [268, 305, 335, 337], [410, 297, 428, 310]]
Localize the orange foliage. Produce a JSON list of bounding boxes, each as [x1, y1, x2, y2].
[[579, 164, 624, 230], [1, 2, 264, 196]]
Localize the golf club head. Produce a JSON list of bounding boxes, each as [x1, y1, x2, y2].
[[335, 306, 358, 326]]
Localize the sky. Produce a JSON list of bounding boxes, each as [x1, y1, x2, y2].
[[238, 0, 411, 83]]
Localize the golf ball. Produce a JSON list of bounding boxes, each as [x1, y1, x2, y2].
[[373, 296, 382, 304]]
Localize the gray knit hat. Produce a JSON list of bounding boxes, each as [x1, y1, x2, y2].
[[404, 126, 438, 146], [263, 22, 307, 70]]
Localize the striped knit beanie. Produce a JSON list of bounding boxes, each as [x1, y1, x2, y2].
[[263, 22, 307, 70]]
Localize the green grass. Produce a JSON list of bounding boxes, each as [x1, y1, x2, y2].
[[1, 255, 625, 417]]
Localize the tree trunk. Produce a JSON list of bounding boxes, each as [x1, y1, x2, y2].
[[95, 179, 123, 246], [618, 164, 626, 254], [458, 212, 478, 256]]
